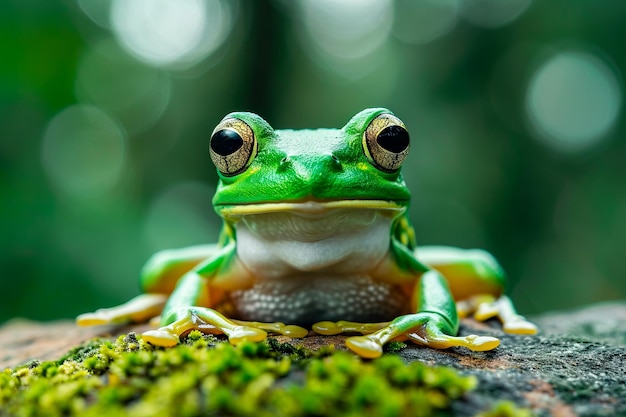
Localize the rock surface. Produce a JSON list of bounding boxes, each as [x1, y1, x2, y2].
[[404, 302, 626, 417], [1, 302, 625, 417]]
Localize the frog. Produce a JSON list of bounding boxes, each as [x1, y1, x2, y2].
[[77, 108, 537, 358]]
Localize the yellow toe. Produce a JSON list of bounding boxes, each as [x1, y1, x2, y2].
[[142, 329, 179, 347], [465, 335, 500, 351], [312, 321, 342, 335], [346, 335, 383, 359], [282, 325, 309, 338], [504, 320, 538, 335], [229, 327, 267, 344], [76, 313, 109, 326]]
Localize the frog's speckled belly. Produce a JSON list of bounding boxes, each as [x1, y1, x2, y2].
[[231, 208, 410, 325], [229, 275, 408, 325]]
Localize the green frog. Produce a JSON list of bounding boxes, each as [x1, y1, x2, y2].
[[77, 108, 536, 358]]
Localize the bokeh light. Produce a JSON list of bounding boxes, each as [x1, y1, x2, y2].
[[76, 38, 171, 133], [460, 0, 532, 28], [392, 0, 459, 45], [296, 0, 393, 78], [110, 0, 234, 69], [526, 49, 622, 153], [78, 0, 111, 29], [41, 105, 126, 198]]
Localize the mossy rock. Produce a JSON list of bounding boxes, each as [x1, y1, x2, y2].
[[0, 331, 528, 417], [1, 302, 625, 416]]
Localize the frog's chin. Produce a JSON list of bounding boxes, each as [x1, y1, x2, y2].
[[217, 199, 405, 219], [239, 207, 387, 243]]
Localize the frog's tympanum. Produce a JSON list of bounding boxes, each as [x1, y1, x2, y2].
[[77, 108, 537, 358]]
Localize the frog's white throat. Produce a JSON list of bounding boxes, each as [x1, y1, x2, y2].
[[235, 207, 396, 273]]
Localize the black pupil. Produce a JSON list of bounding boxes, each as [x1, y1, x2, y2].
[[377, 125, 409, 153], [211, 129, 244, 156]]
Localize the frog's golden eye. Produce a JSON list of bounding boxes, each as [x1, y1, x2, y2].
[[362, 113, 410, 172], [209, 118, 257, 176]]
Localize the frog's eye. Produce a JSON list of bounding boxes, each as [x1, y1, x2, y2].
[[362, 113, 410, 172], [209, 118, 257, 176]]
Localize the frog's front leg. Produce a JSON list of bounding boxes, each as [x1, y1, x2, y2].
[[142, 298, 309, 347], [343, 270, 500, 359], [141, 245, 308, 347], [419, 246, 537, 335], [142, 303, 269, 347]]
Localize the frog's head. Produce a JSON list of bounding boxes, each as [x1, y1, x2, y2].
[[210, 108, 411, 219]]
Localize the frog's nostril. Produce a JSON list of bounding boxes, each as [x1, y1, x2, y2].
[[277, 156, 291, 172], [330, 154, 343, 171]]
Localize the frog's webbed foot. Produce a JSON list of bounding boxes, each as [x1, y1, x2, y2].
[[141, 307, 308, 347], [232, 320, 309, 338], [142, 307, 266, 347], [458, 295, 538, 335], [76, 294, 168, 326], [341, 313, 500, 359]]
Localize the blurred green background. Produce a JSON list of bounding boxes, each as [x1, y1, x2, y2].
[[1, 0, 625, 323]]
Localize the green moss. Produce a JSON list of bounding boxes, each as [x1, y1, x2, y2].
[[0, 331, 523, 417]]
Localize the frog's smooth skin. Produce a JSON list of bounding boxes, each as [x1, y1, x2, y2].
[[77, 108, 537, 358]]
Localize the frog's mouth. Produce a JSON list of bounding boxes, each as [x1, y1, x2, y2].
[[225, 200, 404, 243], [216, 200, 405, 219]]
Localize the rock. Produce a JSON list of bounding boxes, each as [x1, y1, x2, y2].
[[533, 301, 626, 346], [398, 302, 626, 417], [1, 302, 625, 416], [0, 319, 152, 370]]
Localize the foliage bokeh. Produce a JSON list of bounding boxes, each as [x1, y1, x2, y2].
[[1, 0, 625, 322]]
